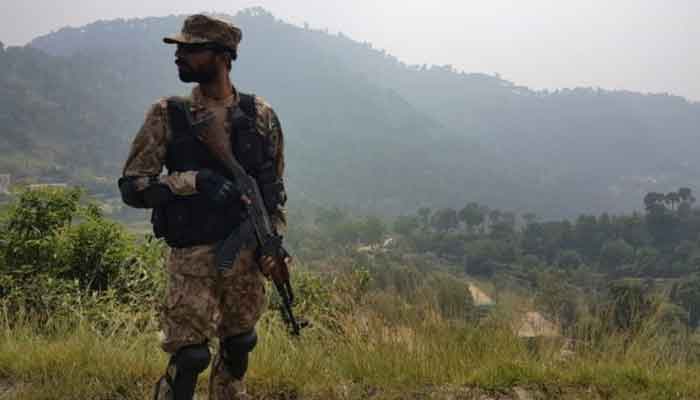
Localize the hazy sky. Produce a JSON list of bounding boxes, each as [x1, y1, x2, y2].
[[2, 0, 699, 101]]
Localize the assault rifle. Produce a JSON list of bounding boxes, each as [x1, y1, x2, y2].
[[195, 115, 302, 336]]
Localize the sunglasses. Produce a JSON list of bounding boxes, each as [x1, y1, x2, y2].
[[176, 43, 226, 54]]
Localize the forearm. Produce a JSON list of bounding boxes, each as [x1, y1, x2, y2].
[[159, 171, 198, 196], [119, 171, 199, 209]]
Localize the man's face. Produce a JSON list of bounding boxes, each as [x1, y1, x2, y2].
[[175, 44, 220, 83]]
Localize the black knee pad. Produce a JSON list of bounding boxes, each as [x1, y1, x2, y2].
[[174, 344, 211, 373], [221, 330, 257, 379], [154, 344, 211, 400]]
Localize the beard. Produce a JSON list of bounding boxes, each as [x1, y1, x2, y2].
[[177, 62, 218, 84]]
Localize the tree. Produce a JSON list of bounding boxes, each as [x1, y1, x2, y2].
[[488, 209, 502, 226], [678, 187, 694, 204], [534, 271, 579, 329], [607, 280, 653, 332], [393, 215, 419, 236], [427, 272, 475, 320], [315, 207, 346, 229], [671, 275, 700, 328], [464, 239, 515, 276], [599, 239, 634, 271], [490, 211, 516, 239], [522, 212, 538, 225], [641, 192, 680, 246], [430, 208, 458, 233], [1, 187, 132, 292], [359, 216, 386, 244], [644, 192, 666, 212], [458, 202, 485, 233], [417, 207, 432, 231], [556, 249, 583, 269], [666, 192, 681, 211], [617, 213, 651, 249], [573, 215, 602, 260]]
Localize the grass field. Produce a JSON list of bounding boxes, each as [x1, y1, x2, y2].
[[2, 294, 700, 400]]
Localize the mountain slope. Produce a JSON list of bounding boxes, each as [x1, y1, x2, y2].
[[10, 8, 700, 217]]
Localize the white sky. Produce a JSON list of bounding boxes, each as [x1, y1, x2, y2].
[[2, 0, 699, 101]]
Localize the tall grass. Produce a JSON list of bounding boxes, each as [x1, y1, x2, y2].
[[3, 282, 700, 400]]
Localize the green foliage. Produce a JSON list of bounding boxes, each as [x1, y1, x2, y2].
[[555, 249, 583, 269], [534, 271, 579, 329], [3, 10, 700, 220], [0, 188, 163, 320], [111, 235, 167, 309], [3, 187, 700, 398], [2, 187, 81, 272], [671, 275, 700, 328], [393, 215, 420, 236], [425, 272, 475, 320], [52, 205, 132, 290], [606, 280, 654, 333], [458, 202, 486, 233], [600, 239, 635, 271], [430, 208, 458, 233], [361, 216, 387, 244], [311, 207, 387, 248], [464, 239, 516, 276]]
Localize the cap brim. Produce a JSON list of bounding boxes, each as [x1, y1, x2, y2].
[[163, 33, 212, 45]]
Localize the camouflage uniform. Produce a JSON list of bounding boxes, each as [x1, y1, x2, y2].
[[122, 24, 287, 396]]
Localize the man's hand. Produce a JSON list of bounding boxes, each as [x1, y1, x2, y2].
[[142, 178, 174, 208], [196, 169, 240, 205], [259, 255, 291, 281]]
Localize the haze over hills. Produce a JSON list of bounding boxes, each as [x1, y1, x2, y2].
[[1, 8, 698, 218]]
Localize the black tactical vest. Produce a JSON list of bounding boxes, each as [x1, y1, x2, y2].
[[152, 93, 278, 248]]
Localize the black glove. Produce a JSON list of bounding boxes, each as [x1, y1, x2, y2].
[[142, 180, 174, 208], [196, 169, 239, 206], [118, 176, 174, 209], [118, 176, 147, 208]]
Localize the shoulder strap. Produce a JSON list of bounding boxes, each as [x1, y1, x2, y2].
[[238, 93, 257, 118], [166, 96, 194, 136]]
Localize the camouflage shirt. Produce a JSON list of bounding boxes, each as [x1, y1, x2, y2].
[[123, 85, 287, 245]]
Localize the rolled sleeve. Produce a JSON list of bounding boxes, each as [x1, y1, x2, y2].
[[122, 100, 199, 196]]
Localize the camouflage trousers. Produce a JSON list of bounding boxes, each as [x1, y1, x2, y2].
[[159, 243, 266, 399]]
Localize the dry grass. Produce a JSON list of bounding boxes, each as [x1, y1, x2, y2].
[[2, 297, 700, 400]]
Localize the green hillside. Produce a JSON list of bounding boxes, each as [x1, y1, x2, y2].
[[0, 8, 695, 217]]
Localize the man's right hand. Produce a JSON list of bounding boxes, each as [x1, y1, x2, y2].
[[196, 169, 240, 206]]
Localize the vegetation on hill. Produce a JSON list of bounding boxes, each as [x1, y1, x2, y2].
[[3, 188, 700, 399], [0, 44, 126, 187], [0, 8, 694, 217]]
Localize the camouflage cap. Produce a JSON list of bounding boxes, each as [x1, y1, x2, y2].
[[163, 14, 242, 54]]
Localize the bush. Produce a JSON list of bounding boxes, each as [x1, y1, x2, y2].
[[0, 188, 162, 320], [52, 204, 133, 290], [2, 187, 81, 274]]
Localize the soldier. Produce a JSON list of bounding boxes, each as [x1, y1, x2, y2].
[[118, 14, 288, 400]]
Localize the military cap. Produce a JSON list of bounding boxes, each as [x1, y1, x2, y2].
[[163, 14, 242, 54]]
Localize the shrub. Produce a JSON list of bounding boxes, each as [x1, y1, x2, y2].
[[52, 204, 133, 290], [2, 187, 81, 274], [0, 188, 162, 321]]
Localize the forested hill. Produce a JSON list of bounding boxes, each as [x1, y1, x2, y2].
[[3, 8, 698, 217]]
